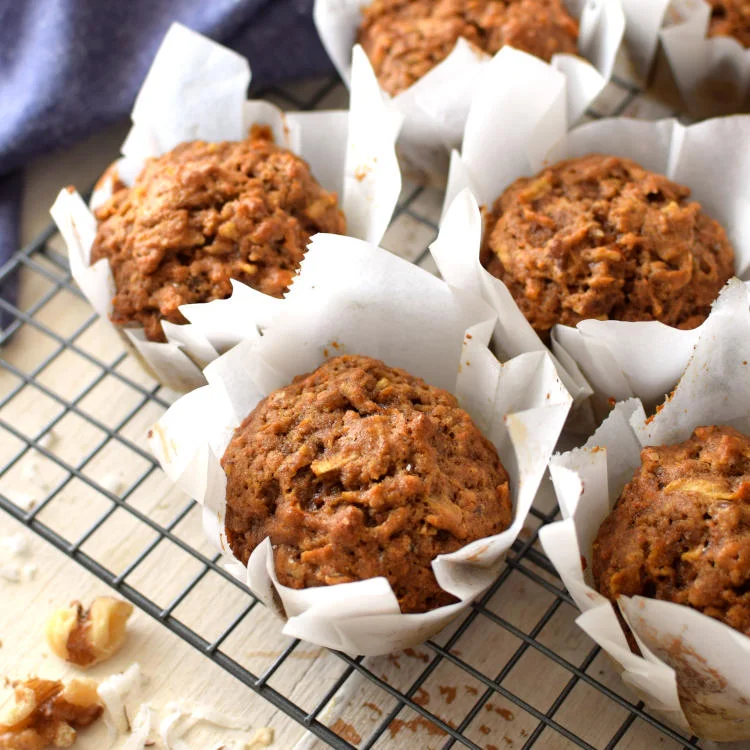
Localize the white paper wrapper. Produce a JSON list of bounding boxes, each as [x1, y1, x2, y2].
[[659, 0, 750, 117], [618, 0, 672, 82], [148, 234, 572, 655], [439, 52, 750, 417], [314, 0, 625, 181], [50, 23, 402, 393], [539, 278, 750, 741]]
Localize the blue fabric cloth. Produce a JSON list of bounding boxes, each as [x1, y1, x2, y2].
[[0, 0, 334, 327]]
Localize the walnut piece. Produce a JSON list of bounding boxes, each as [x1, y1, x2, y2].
[[0, 676, 102, 749], [46, 598, 133, 668]]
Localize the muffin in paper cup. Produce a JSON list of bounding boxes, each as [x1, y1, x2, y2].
[[539, 278, 750, 741], [660, 0, 750, 117], [617, 0, 672, 82], [436, 47, 750, 419], [50, 23, 402, 393], [313, 0, 625, 182], [147, 234, 572, 655], [619, 0, 750, 115]]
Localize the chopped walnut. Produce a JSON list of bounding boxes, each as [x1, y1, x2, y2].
[[0, 676, 102, 749], [46, 598, 134, 668]]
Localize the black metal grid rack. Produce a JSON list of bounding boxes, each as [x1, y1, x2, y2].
[[0, 73, 702, 750]]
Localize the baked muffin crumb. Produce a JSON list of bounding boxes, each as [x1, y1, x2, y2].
[[592, 425, 750, 636], [91, 127, 346, 342], [222, 355, 512, 613], [707, 0, 750, 47], [482, 154, 735, 339]]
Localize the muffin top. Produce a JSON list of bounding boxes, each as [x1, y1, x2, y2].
[[592, 425, 750, 636], [222, 354, 512, 614], [91, 127, 346, 342], [357, 0, 579, 97], [707, 0, 750, 47], [482, 154, 735, 340]]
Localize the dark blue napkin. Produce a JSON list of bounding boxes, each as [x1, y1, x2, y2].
[[0, 0, 334, 328]]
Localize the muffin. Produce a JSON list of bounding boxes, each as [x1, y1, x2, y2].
[[91, 127, 346, 343], [592, 425, 750, 635], [357, 0, 579, 97], [707, 0, 750, 47], [481, 154, 735, 340], [221, 354, 512, 614]]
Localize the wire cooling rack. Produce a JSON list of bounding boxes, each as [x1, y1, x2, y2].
[[0, 71, 704, 750]]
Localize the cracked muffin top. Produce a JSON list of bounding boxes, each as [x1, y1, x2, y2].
[[221, 354, 512, 613], [357, 0, 579, 96], [91, 127, 346, 342], [592, 425, 750, 635], [482, 154, 735, 340]]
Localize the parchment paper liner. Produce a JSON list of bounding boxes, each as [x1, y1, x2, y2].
[[437, 48, 750, 418], [50, 23, 402, 394], [538, 278, 750, 742], [617, 0, 750, 116], [314, 0, 626, 182], [148, 233, 572, 655], [660, 0, 750, 117]]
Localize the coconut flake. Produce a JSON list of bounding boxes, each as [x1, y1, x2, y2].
[[98, 663, 144, 735], [21, 458, 50, 491], [0, 533, 28, 557], [37, 430, 59, 451], [5, 491, 37, 512], [159, 700, 263, 749], [20, 564, 37, 582], [0, 564, 21, 583], [122, 703, 154, 750], [99, 473, 125, 496]]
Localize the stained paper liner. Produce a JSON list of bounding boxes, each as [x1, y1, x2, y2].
[[539, 279, 750, 742], [313, 0, 626, 182], [437, 48, 750, 418], [50, 23, 402, 393], [148, 234, 572, 655]]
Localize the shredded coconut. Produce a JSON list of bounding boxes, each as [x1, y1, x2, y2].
[[98, 665, 272, 748], [37, 430, 59, 451], [0, 564, 21, 583], [0, 533, 28, 557], [122, 703, 153, 750], [159, 700, 268, 749], [5, 491, 37, 512], [21, 458, 50, 491], [97, 663, 144, 735], [100, 473, 125, 496]]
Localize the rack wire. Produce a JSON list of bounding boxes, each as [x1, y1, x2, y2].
[[0, 71, 702, 749]]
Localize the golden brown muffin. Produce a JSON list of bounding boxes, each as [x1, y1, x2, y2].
[[222, 355, 512, 614], [707, 0, 750, 47], [592, 426, 750, 636], [91, 127, 346, 342], [482, 154, 735, 340], [357, 0, 579, 96]]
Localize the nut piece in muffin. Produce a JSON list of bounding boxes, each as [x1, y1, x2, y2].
[[592, 425, 750, 636], [222, 354, 512, 614], [91, 126, 346, 343], [482, 154, 735, 340], [707, 0, 750, 47], [357, 0, 579, 97]]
